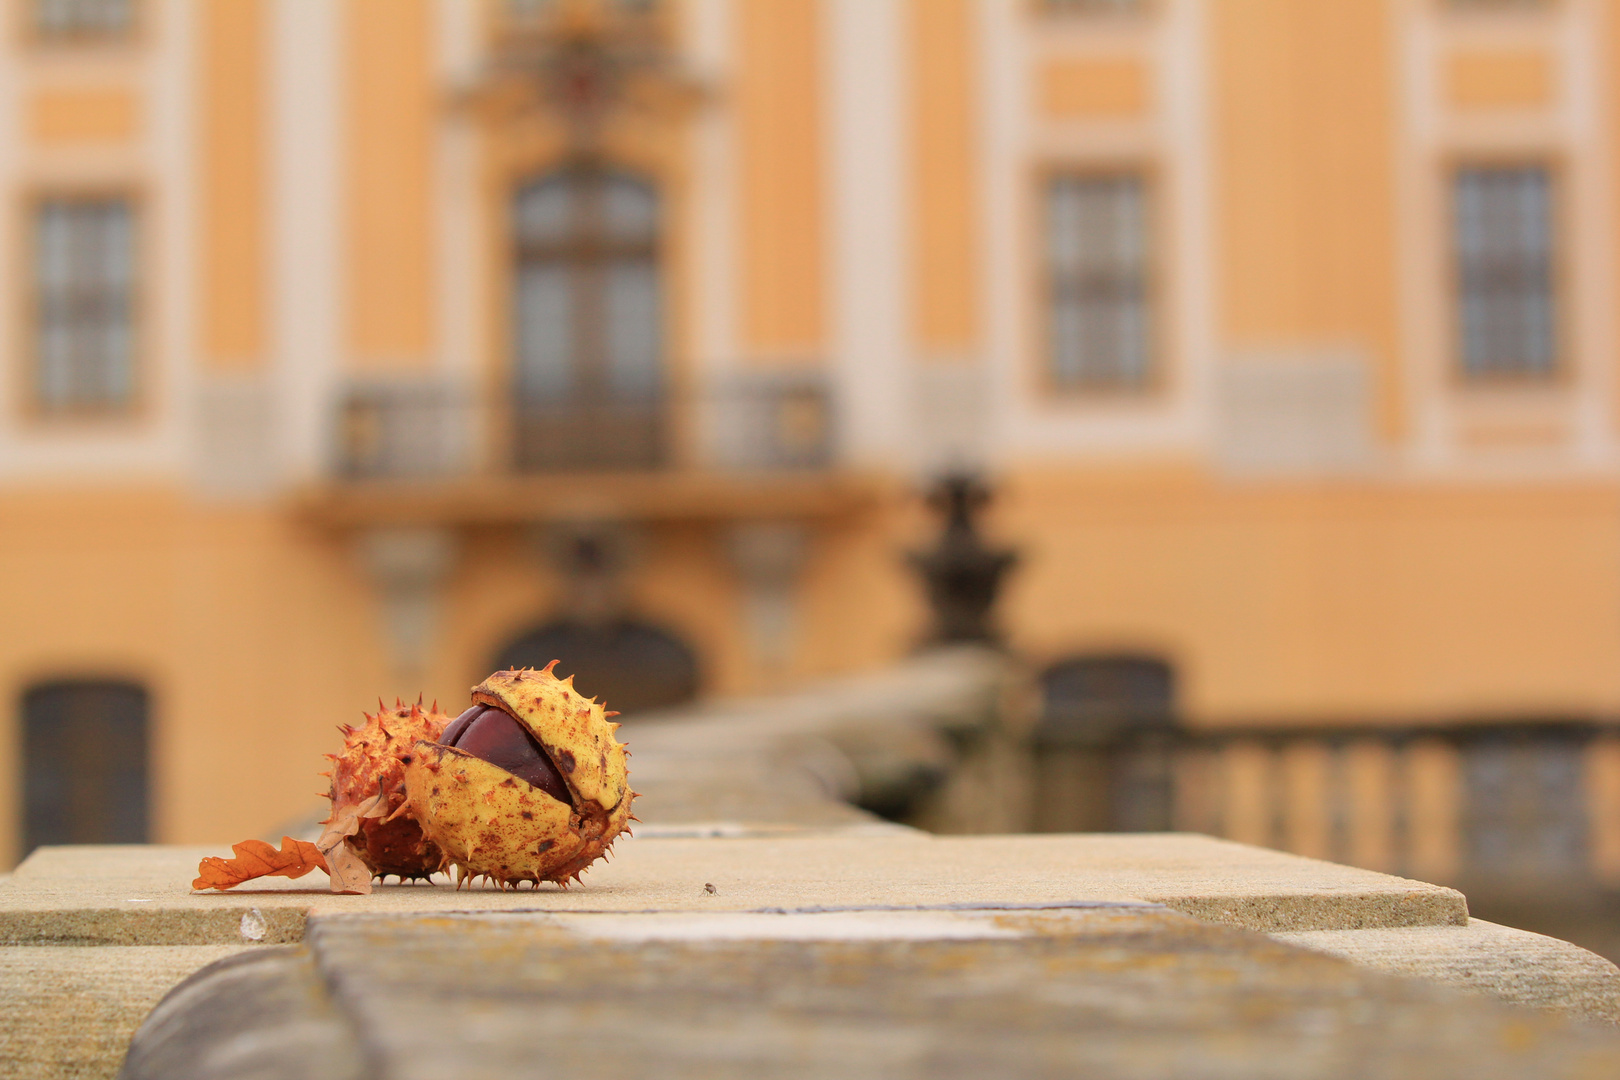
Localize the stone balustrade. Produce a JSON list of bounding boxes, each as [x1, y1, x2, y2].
[[1, 647, 1618, 1079]]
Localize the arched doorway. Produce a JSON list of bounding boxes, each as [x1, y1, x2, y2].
[[511, 166, 663, 470], [494, 620, 699, 715], [1040, 655, 1175, 738], [1032, 655, 1177, 834], [21, 680, 149, 857]]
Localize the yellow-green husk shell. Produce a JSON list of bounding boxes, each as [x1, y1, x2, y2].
[[401, 664, 633, 886]]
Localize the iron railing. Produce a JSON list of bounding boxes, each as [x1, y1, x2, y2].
[[334, 371, 836, 480]]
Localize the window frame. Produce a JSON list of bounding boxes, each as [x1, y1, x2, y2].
[[1035, 163, 1164, 400], [22, 0, 139, 46], [1440, 0, 1555, 15], [503, 163, 671, 471], [509, 165, 664, 404], [19, 186, 147, 423], [1032, 0, 1152, 19], [1445, 156, 1567, 388]]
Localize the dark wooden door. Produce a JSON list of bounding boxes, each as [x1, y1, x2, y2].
[[23, 680, 149, 856]]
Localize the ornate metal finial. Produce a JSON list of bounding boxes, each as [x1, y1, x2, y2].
[[908, 473, 1019, 645]]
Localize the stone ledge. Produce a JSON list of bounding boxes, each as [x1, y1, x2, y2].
[[0, 945, 248, 1080], [122, 906, 1620, 1080], [0, 832, 1467, 947], [1276, 919, 1620, 1026], [7, 830, 1617, 1080]]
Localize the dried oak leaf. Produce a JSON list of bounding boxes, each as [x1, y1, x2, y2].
[[314, 791, 387, 896], [193, 836, 328, 892]]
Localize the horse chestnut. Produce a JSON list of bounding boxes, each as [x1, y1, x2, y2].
[[400, 663, 634, 887]]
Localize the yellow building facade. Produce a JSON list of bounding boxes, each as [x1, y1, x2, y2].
[[4, 0, 1620, 877]]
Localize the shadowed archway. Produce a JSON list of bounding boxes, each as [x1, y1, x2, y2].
[[494, 620, 699, 715]]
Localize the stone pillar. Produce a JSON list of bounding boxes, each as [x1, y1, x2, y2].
[[356, 526, 459, 676]]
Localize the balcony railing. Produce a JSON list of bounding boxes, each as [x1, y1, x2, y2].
[[1033, 718, 1620, 888], [334, 371, 836, 481]]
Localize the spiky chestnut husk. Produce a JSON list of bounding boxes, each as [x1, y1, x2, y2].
[[400, 664, 634, 888], [323, 699, 449, 880]]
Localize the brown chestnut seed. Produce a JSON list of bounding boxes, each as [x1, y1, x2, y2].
[[445, 705, 573, 806], [439, 704, 486, 748]]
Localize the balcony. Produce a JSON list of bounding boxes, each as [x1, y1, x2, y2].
[[301, 371, 881, 528]]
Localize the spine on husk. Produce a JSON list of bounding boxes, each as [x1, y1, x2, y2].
[[398, 663, 637, 888], [320, 699, 449, 880]]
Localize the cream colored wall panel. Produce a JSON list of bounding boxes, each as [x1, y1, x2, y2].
[[981, 0, 1214, 465], [269, 0, 343, 482], [827, 0, 910, 467], [0, 0, 194, 483], [1395, 0, 1619, 478]]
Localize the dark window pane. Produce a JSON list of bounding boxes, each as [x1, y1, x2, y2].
[[506, 0, 657, 21], [1046, 175, 1152, 390], [35, 0, 133, 37], [1040, 655, 1175, 736], [1035, 655, 1176, 834], [22, 681, 149, 857], [1447, 0, 1546, 10], [1041, 0, 1144, 12], [511, 168, 663, 469], [35, 198, 136, 412], [1454, 166, 1556, 379]]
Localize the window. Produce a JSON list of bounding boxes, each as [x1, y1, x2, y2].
[[1446, 0, 1546, 10], [1046, 174, 1152, 391], [33, 0, 133, 38], [511, 167, 663, 469], [1033, 656, 1176, 834], [1041, 0, 1143, 13], [22, 681, 149, 857], [506, 0, 655, 21], [34, 197, 137, 414], [1453, 165, 1556, 380], [1039, 655, 1175, 739]]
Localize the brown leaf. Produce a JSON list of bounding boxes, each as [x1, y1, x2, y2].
[[314, 792, 385, 895], [193, 836, 328, 892]]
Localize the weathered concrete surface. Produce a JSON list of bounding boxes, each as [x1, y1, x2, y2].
[[120, 907, 1620, 1080], [1276, 919, 1620, 1025], [116, 946, 363, 1080], [0, 945, 246, 1080], [0, 831, 1468, 946]]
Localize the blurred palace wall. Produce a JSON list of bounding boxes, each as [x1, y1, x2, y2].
[[5, 0, 1620, 883]]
